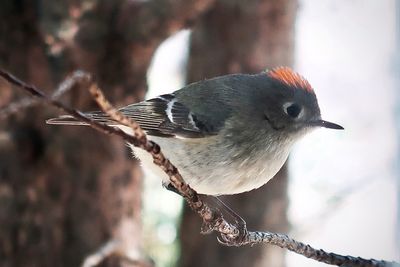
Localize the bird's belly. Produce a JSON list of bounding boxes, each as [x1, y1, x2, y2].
[[130, 136, 290, 196], [190, 153, 287, 195]]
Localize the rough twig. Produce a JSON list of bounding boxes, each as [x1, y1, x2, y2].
[[0, 71, 87, 118], [231, 231, 398, 267], [0, 69, 398, 267]]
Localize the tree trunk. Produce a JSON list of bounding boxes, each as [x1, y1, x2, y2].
[[0, 2, 144, 267], [0, 1, 214, 266], [179, 1, 297, 266]]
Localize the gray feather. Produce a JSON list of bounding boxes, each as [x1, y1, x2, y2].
[[47, 73, 256, 138], [47, 93, 218, 138]]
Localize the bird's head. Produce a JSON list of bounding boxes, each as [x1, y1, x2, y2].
[[233, 67, 343, 141]]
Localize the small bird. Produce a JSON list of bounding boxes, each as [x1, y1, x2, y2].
[[47, 67, 343, 196]]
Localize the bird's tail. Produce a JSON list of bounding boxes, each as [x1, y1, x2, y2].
[[46, 112, 114, 126]]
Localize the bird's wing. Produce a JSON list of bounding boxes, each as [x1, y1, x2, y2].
[[46, 93, 219, 138]]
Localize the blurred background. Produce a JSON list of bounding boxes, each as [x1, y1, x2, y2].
[[0, 0, 399, 267]]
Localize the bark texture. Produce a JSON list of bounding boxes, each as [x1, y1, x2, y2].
[[179, 0, 297, 266], [0, 1, 214, 266]]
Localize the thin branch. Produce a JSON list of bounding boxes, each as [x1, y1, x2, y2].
[[0, 71, 88, 118], [242, 231, 397, 267], [0, 69, 398, 267], [0, 70, 145, 147]]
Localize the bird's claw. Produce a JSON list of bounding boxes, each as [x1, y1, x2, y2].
[[217, 223, 248, 247]]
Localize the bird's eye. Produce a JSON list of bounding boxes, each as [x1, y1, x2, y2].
[[283, 102, 302, 118]]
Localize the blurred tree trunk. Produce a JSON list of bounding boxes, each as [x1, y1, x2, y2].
[[0, 2, 144, 267], [179, 1, 297, 267], [0, 1, 214, 266]]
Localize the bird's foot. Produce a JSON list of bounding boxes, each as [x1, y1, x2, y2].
[[202, 196, 249, 246], [217, 222, 248, 247], [163, 183, 249, 245]]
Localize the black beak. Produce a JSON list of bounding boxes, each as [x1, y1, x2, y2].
[[309, 119, 344, 130]]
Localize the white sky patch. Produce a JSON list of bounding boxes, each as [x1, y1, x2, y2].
[[147, 30, 191, 99], [288, 0, 399, 265]]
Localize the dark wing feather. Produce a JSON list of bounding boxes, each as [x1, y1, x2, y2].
[[47, 93, 216, 138]]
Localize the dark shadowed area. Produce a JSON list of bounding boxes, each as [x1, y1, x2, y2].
[[0, 1, 214, 266]]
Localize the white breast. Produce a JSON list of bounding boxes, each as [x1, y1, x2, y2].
[[129, 133, 293, 196]]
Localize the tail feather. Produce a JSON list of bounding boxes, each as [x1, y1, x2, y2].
[[46, 115, 90, 126], [46, 112, 114, 126]]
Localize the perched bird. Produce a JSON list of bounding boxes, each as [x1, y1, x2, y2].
[[47, 67, 343, 196]]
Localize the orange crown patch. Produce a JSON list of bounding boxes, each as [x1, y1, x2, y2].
[[267, 67, 313, 93]]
